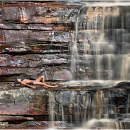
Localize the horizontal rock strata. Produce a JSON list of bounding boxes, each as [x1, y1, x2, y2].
[[0, 1, 129, 129], [0, 2, 77, 121]]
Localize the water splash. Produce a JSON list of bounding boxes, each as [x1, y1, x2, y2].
[[79, 118, 121, 129]]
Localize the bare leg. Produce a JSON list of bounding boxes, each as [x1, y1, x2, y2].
[[34, 81, 57, 88], [35, 76, 45, 83]]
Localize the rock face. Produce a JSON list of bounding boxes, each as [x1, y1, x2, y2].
[[0, 1, 77, 127], [0, 1, 77, 82], [0, 1, 129, 129]]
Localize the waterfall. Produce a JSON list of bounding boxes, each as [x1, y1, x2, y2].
[[71, 4, 130, 83], [47, 2, 130, 129], [49, 92, 55, 123], [120, 54, 130, 80], [79, 118, 122, 129], [67, 2, 130, 129], [47, 90, 129, 129]]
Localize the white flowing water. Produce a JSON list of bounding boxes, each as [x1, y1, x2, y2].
[[120, 54, 130, 80], [48, 1, 130, 129], [49, 92, 55, 123], [69, 1, 130, 129], [77, 118, 122, 129], [70, 3, 130, 84]]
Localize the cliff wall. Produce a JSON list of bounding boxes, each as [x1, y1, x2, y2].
[[0, 1, 129, 129]]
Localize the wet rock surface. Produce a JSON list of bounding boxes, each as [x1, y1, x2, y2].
[[0, 1, 77, 128], [0, 82, 129, 129], [0, 1, 129, 129]]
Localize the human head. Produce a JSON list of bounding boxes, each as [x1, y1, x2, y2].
[[17, 79, 21, 82]]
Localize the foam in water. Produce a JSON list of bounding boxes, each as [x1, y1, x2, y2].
[[45, 119, 123, 129], [77, 118, 122, 129], [48, 1, 130, 129]]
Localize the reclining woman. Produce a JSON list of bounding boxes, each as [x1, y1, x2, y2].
[[17, 76, 58, 89]]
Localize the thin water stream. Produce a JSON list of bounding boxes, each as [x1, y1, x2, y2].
[[71, 5, 130, 82], [48, 1, 130, 129]]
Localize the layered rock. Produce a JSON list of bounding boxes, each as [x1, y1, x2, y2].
[[0, 2, 77, 122], [0, 1, 77, 83], [0, 1, 129, 129]]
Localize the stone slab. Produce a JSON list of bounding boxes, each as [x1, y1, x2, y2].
[[0, 23, 72, 31], [0, 43, 69, 54], [0, 54, 69, 67], [1, 2, 78, 24], [0, 87, 49, 115], [0, 66, 72, 81], [3, 30, 72, 44]]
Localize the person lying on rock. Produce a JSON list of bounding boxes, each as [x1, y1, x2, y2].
[[17, 76, 58, 89]]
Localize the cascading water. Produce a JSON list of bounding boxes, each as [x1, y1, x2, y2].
[[49, 92, 55, 122], [71, 4, 130, 82], [48, 89, 130, 129], [69, 2, 130, 129], [48, 2, 130, 129]]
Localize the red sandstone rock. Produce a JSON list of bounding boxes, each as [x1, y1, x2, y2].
[[0, 67, 41, 76], [0, 54, 68, 67], [1, 2, 78, 24], [0, 116, 33, 122], [53, 69, 72, 80], [1, 43, 68, 54], [0, 1, 75, 123], [0, 66, 72, 81], [2, 7, 20, 22], [32, 16, 60, 24], [0, 30, 5, 43], [3, 30, 72, 44], [0, 102, 48, 115], [0, 82, 64, 89]]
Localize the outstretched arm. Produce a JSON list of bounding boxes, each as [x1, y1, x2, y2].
[[20, 81, 36, 89]]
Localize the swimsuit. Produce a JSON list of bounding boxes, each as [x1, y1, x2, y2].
[[23, 79, 27, 82], [23, 79, 35, 85], [32, 80, 35, 84]]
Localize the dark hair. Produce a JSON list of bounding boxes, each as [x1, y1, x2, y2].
[[15, 74, 30, 84]]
